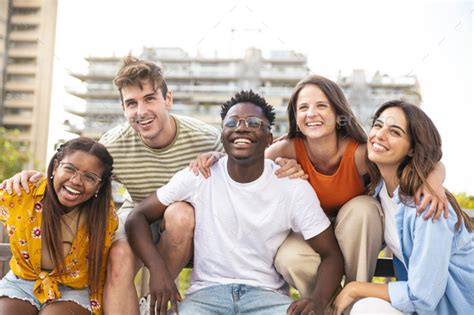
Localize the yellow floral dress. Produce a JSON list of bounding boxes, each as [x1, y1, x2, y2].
[[0, 179, 118, 314]]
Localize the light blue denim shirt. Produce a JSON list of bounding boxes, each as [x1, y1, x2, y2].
[[374, 182, 474, 314]]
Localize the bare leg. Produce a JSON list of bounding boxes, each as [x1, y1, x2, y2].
[[39, 301, 89, 315], [103, 239, 142, 315], [0, 297, 38, 315], [157, 202, 195, 278]]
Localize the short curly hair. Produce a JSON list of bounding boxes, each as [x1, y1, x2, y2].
[[220, 90, 275, 125]]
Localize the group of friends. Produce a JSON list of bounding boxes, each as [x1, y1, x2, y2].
[[0, 56, 472, 315]]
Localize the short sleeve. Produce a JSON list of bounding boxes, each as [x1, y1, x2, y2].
[[290, 180, 330, 240], [156, 168, 201, 206]]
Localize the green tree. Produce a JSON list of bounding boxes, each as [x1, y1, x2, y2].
[[454, 192, 474, 209], [0, 128, 30, 180]]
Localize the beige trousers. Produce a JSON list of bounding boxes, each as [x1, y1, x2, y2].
[[274, 195, 383, 297]]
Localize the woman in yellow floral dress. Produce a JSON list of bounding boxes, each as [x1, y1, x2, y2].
[[0, 137, 117, 315]]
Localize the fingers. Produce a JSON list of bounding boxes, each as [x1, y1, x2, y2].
[[149, 293, 157, 315], [9, 174, 22, 196], [20, 172, 31, 194], [274, 158, 307, 179], [169, 293, 179, 315], [443, 198, 449, 218], [159, 292, 168, 315], [422, 199, 437, 221], [287, 300, 298, 315]]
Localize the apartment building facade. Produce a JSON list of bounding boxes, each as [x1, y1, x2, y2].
[[0, 0, 58, 168]]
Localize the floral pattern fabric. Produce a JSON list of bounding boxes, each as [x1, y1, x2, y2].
[[0, 179, 118, 314]]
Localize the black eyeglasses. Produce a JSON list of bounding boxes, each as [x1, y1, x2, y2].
[[58, 162, 102, 186], [223, 117, 270, 130]]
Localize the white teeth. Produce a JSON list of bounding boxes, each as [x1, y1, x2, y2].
[[372, 143, 387, 151], [306, 122, 323, 127], [234, 138, 251, 144], [64, 186, 80, 195], [136, 118, 154, 125]]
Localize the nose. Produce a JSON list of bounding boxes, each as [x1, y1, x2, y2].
[[235, 119, 249, 131], [136, 101, 147, 116], [374, 127, 387, 139], [307, 105, 318, 117], [69, 172, 83, 184]]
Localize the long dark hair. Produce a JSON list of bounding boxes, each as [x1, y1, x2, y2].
[[42, 137, 114, 296], [287, 75, 367, 143], [366, 100, 472, 231]]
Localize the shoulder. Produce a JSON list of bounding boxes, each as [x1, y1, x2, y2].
[[175, 115, 220, 137], [353, 141, 367, 176], [266, 139, 297, 160], [99, 122, 135, 147]]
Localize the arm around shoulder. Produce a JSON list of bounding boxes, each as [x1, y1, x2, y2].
[[265, 138, 296, 161]]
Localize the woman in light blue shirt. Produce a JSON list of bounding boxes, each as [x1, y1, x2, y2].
[[332, 100, 474, 315]]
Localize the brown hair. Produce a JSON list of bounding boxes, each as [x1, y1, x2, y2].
[[43, 137, 114, 296], [366, 100, 472, 231], [113, 55, 168, 105], [287, 75, 367, 143]]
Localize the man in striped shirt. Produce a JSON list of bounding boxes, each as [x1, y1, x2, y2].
[[100, 56, 223, 315]]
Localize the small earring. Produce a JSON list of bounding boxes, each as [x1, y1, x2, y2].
[[94, 191, 98, 198], [50, 175, 54, 180]]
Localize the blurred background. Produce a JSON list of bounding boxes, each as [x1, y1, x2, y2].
[[0, 0, 472, 198]]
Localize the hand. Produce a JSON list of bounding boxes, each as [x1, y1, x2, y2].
[[148, 268, 182, 315], [415, 185, 449, 222], [188, 151, 224, 178], [287, 297, 323, 315], [0, 170, 43, 196], [331, 283, 358, 315], [274, 157, 308, 180]]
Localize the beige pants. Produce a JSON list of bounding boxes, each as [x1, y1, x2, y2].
[[274, 195, 383, 297]]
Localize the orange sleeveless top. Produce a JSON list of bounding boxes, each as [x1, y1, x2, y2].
[[294, 138, 365, 217]]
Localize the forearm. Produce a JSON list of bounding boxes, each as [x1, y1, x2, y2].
[[428, 161, 446, 185], [309, 252, 344, 310], [125, 213, 167, 272], [352, 282, 390, 302]]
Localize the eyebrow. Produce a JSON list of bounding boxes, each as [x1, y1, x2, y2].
[[376, 118, 407, 134], [124, 92, 157, 104]]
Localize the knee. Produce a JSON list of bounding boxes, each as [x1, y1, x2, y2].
[[163, 202, 195, 235], [107, 241, 136, 282], [337, 195, 382, 224]]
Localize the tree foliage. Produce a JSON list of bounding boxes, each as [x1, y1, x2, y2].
[[454, 192, 474, 210], [0, 128, 30, 180]]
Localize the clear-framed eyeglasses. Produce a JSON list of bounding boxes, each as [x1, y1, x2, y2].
[[58, 162, 102, 186]]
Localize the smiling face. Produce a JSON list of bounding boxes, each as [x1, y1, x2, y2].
[[221, 102, 273, 163], [295, 84, 338, 140], [53, 150, 104, 211], [367, 106, 412, 170], [122, 79, 173, 147]]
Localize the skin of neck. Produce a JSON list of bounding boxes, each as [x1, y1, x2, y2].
[[226, 154, 266, 183], [143, 115, 177, 149], [305, 131, 339, 162], [378, 165, 400, 198]]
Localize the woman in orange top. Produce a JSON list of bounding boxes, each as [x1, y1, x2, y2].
[[266, 75, 447, 297], [0, 137, 117, 315]]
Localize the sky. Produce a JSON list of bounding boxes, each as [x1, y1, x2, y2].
[[49, 0, 473, 194]]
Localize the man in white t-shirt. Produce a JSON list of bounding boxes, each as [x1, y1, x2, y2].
[[125, 90, 344, 315]]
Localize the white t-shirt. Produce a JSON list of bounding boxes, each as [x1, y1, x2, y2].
[[157, 157, 330, 294], [379, 182, 406, 268]]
